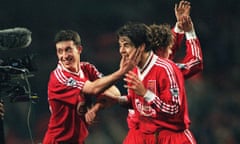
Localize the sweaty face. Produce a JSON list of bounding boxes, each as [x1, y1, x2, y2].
[[56, 40, 82, 72]]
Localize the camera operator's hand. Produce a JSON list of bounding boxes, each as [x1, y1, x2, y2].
[[0, 102, 4, 119]]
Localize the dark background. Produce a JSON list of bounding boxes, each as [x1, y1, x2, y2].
[[0, 0, 240, 143]]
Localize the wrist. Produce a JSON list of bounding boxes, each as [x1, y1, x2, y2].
[[143, 90, 156, 102], [115, 69, 125, 78], [174, 22, 184, 34], [118, 96, 128, 104], [93, 103, 103, 112], [185, 28, 197, 40]]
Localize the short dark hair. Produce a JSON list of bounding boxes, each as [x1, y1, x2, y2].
[[117, 22, 152, 52], [54, 30, 81, 46], [149, 24, 173, 53]]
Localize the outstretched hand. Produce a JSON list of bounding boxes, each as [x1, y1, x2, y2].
[[175, 0, 191, 29], [179, 16, 193, 32], [124, 71, 147, 96]]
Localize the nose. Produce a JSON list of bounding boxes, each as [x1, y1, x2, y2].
[[119, 46, 125, 55], [59, 50, 68, 61]]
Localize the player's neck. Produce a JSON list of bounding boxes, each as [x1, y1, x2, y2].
[[138, 51, 151, 69]]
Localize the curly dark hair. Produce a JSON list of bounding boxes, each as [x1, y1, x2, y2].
[[149, 23, 174, 53]]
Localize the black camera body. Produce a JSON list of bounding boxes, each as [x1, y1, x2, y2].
[[0, 55, 38, 103]]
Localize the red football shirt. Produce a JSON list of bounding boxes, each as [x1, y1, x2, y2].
[[43, 62, 102, 144]]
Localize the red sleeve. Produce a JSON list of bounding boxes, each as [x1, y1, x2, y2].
[[155, 65, 180, 115], [144, 61, 181, 116], [177, 38, 203, 79], [81, 62, 103, 81], [80, 62, 104, 106], [48, 69, 87, 104], [169, 28, 184, 60]]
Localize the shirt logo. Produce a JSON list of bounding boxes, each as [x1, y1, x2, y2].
[[135, 99, 156, 117], [147, 80, 156, 94], [67, 77, 77, 86], [170, 88, 179, 97]]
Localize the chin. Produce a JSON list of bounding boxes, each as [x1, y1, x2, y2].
[[64, 64, 73, 70]]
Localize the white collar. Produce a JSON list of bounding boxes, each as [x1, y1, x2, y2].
[[58, 61, 84, 78]]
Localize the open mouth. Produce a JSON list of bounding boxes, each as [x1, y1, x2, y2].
[[63, 60, 71, 65], [62, 57, 73, 65]]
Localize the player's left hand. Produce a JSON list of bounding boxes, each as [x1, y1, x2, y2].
[[85, 103, 103, 125], [180, 16, 193, 32], [123, 71, 147, 96], [175, 0, 191, 22], [85, 108, 97, 125]]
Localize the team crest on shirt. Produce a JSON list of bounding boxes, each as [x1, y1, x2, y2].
[[67, 77, 77, 86], [147, 80, 156, 94]]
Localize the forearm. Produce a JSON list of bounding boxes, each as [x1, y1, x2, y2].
[[103, 85, 121, 97], [91, 102, 104, 112], [83, 69, 124, 95], [180, 30, 203, 78], [144, 90, 180, 115], [170, 24, 185, 60]]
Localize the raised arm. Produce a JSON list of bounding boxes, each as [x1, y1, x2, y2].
[[176, 16, 203, 79], [170, 0, 191, 59]]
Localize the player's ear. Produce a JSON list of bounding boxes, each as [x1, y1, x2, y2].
[[139, 43, 146, 52], [77, 45, 83, 53]]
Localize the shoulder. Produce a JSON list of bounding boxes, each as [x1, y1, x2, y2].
[[155, 57, 175, 69], [155, 58, 181, 74], [81, 61, 98, 70], [81, 61, 103, 78]]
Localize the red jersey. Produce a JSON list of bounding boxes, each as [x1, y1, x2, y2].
[[124, 25, 185, 130], [127, 52, 190, 133], [43, 61, 102, 144], [170, 25, 185, 60], [172, 29, 203, 79], [123, 27, 201, 144]]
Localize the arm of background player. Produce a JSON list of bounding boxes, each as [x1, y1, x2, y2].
[[170, 24, 184, 60], [85, 85, 121, 125], [170, 0, 191, 60], [82, 48, 142, 95], [176, 16, 203, 79], [95, 85, 121, 108]]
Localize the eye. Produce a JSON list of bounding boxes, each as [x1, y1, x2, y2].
[[66, 47, 73, 53], [125, 43, 133, 50], [66, 47, 70, 52], [57, 49, 63, 54]]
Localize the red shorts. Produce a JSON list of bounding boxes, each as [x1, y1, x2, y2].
[[43, 134, 85, 144], [123, 128, 144, 144], [123, 128, 196, 144]]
